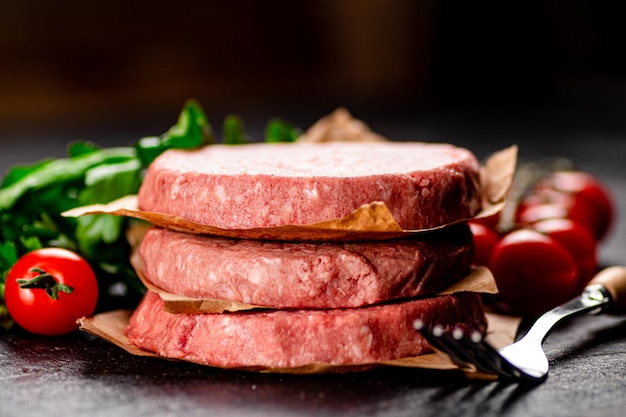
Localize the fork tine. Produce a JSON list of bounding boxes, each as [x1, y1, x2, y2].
[[413, 320, 481, 372], [451, 328, 507, 376], [414, 319, 508, 376], [433, 326, 488, 372], [453, 329, 526, 379], [413, 320, 472, 369]]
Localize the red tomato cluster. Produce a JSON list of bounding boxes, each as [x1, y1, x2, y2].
[[470, 170, 614, 316]]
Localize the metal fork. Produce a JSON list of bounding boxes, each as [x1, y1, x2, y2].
[[414, 266, 626, 383]]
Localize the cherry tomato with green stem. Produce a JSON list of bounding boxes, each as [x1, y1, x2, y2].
[[4, 248, 99, 335]]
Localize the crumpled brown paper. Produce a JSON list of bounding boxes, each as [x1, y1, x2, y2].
[[298, 107, 388, 143]]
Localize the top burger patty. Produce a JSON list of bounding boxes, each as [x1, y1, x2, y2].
[[137, 142, 482, 231]]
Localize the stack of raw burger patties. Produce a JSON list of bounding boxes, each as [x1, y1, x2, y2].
[[125, 127, 489, 370]]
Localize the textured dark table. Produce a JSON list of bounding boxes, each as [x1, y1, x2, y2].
[[1, 109, 625, 417]]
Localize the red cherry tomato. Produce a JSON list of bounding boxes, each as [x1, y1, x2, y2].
[[4, 248, 99, 336], [530, 218, 598, 291], [468, 221, 500, 267], [515, 202, 569, 225], [518, 188, 604, 242], [489, 229, 578, 316], [526, 171, 615, 241]]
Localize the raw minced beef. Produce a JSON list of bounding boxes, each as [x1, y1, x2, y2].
[[125, 291, 487, 369], [137, 142, 482, 230], [139, 224, 474, 308]]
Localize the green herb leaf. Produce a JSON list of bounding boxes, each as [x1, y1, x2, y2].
[[265, 117, 300, 143], [0, 147, 136, 211], [1, 159, 54, 188], [75, 158, 142, 257], [135, 99, 214, 167], [19, 235, 43, 252], [0, 241, 18, 276], [67, 141, 101, 157], [223, 114, 247, 144]]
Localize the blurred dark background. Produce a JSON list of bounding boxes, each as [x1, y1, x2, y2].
[[2, 0, 626, 137]]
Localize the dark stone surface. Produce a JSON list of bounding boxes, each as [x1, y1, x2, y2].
[[2, 314, 626, 417]]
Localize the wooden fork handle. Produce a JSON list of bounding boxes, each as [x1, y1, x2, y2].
[[589, 266, 626, 315]]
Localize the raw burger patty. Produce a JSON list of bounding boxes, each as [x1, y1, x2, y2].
[[139, 224, 474, 309], [137, 142, 482, 230], [125, 290, 487, 369]]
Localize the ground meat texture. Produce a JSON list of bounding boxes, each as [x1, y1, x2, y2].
[[125, 291, 487, 369], [137, 142, 482, 231], [139, 225, 474, 309]]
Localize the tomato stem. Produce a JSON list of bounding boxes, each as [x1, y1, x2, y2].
[[16, 267, 74, 300]]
